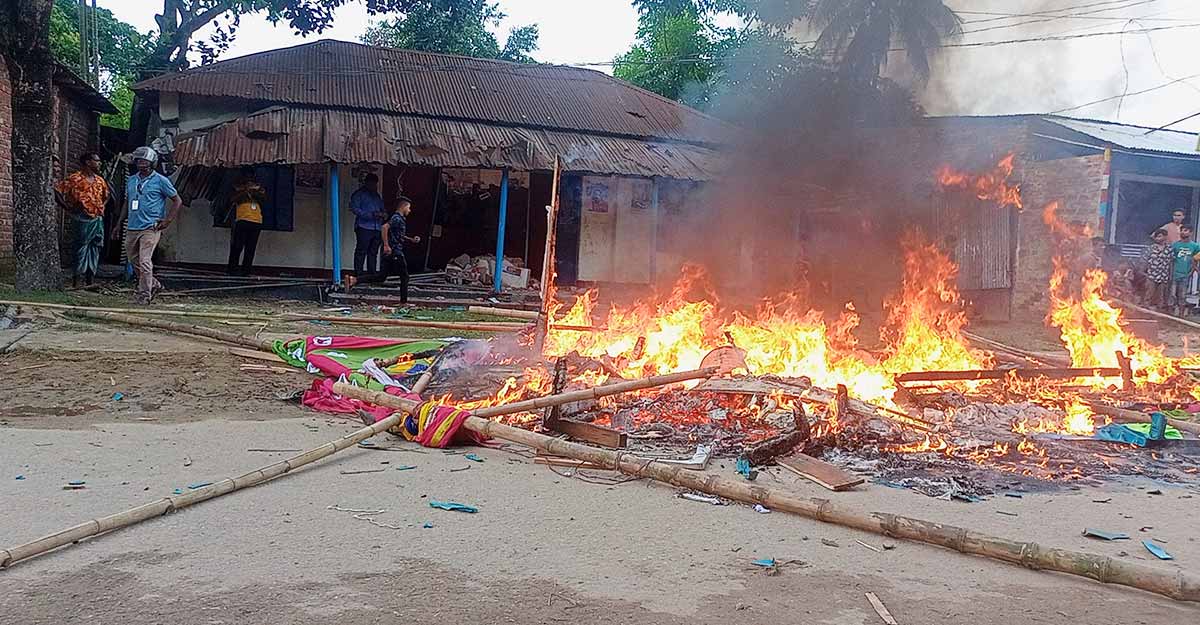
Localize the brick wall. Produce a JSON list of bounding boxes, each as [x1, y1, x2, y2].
[[51, 85, 101, 267], [1012, 153, 1108, 318], [0, 60, 13, 260]]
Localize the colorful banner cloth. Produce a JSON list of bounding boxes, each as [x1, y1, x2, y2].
[[300, 379, 488, 447], [273, 335, 448, 383]]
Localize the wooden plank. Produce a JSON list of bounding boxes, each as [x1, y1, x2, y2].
[[778, 452, 864, 492], [546, 419, 627, 449], [896, 367, 1122, 383], [865, 592, 900, 625], [227, 347, 286, 363]]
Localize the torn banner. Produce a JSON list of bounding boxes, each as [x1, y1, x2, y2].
[[273, 336, 449, 382]]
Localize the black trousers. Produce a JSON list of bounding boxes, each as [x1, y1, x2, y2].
[[359, 253, 410, 303], [354, 227, 382, 276], [228, 220, 261, 275]]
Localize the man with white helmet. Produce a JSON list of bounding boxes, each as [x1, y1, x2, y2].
[[125, 147, 182, 304]]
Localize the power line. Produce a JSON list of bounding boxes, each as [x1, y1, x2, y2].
[[1144, 110, 1200, 134], [959, 0, 1159, 24], [1051, 72, 1200, 113], [957, 0, 1161, 36]]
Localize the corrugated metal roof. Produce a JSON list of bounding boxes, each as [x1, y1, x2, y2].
[[1042, 116, 1200, 157], [172, 107, 724, 181], [136, 40, 729, 145]]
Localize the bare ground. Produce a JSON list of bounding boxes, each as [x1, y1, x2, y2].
[[1, 311, 1199, 624]]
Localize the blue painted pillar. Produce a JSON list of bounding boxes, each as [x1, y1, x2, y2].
[[493, 168, 510, 293], [330, 163, 342, 284]]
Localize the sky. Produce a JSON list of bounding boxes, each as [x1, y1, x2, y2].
[[99, 0, 1200, 133]]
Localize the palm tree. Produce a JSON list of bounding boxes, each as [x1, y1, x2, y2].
[[807, 0, 962, 82]]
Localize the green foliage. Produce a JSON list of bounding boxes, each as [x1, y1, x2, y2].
[[805, 0, 962, 81], [360, 0, 539, 62], [48, 0, 149, 128]]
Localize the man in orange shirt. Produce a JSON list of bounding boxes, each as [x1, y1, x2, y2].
[[54, 152, 111, 286]]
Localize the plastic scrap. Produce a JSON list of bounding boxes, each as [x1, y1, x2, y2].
[[751, 558, 776, 568], [395, 465, 417, 471], [464, 453, 484, 463], [14, 474, 24, 480], [1143, 540, 1173, 560], [735, 458, 752, 478], [429, 500, 478, 513], [111, 392, 124, 401], [753, 504, 771, 514], [1082, 528, 1130, 541], [187, 482, 213, 490], [422, 522, 434, 529], [679, 492, 724, 505], [63, 481, 86, 490]]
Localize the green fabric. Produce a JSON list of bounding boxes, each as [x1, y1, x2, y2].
[[1123, 422, 1182, 440], [74, 214, 104, 277], [271, 337, 448, 377], [1170, 241, 1200, 279]]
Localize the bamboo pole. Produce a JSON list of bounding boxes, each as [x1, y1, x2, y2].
[[468, 306, 540, 320], [1087, 401, 1200, 436], [963, 330, 1072, 367], [339, 385, 1200, 603], [1114, 298, 1200, 332], [896, 367, 1123, 383], [3, 301, 527, 333], [0, 367, 715, 569], [66, 309, 277, 351]]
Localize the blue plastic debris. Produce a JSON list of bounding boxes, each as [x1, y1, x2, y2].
[[187, 482, 213, 490], [1082, 528, 1130, 541], [464, 453, 484, 463], [172, 488, 184, 495], [1143, 540, 1173, 560], [735, 458, 752, 478], [111, 392, 124, 401], [422, 522, 434, 529], [67, 480, 86, 486], [429, 500, 478, 513], [751, 558, 776, 568], [14, 474, 24, 480], [395, 465, 417, 471]]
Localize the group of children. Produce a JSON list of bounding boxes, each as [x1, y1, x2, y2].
[[1127, 214, 1200, 316]]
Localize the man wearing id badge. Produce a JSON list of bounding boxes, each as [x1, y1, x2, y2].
[[125, 147, 182, 304]]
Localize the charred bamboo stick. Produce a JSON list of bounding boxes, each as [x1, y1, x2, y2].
[[963, 330, 1071, 367], [339, 386, 1200, 603], [1087, 402, 1200, 436], [0, 368, 714, 569], [64, 309, 277, 351], [2, 300, 527, 333], [896, 367, 1123, 383], [468, 306, 540, 320]]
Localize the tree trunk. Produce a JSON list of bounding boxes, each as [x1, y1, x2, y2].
[[3, 0, 61, 291]]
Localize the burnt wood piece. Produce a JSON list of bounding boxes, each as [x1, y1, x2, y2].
[[778, 452, 865, 491], [546, 419, 628, 449], [740, 404, 811, 466], [543, 357, 569, 425], [895, 367, 1123, 383], [1116, 351, 1135, 392]]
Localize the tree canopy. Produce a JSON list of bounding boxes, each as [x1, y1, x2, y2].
[[49, 0, 150, 128], [360, 0, 538, 62]]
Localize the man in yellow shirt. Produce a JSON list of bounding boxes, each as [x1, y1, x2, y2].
[[226, 169, 266, 276]]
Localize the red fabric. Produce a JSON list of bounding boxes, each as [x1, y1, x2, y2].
[[300, 378, 418, 422], [303, 335, 423, 377]]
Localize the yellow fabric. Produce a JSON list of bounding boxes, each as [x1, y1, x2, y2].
[[235, 201, 263, 224]]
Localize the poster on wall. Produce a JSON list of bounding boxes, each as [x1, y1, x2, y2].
[[629, 179, 652, 212], [585, 179, 612, 213]]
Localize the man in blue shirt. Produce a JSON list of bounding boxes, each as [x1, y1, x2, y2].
[[350, 173, 385, 276], [124, 147, 182, 304]]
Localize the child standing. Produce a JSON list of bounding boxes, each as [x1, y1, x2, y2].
[[1169, 225, 1200, 316], [1141, 228, 1172, 309]]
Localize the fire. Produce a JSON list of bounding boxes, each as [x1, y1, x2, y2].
[[1012, 401, 1097, 436], [542, 232, 985, 409], [938, 153, 1022, 209]]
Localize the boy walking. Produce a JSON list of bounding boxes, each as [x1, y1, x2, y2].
[[1140, 228, 1172, 309], [1169, 225, 1200, 316], [358, 197, 420, 304]]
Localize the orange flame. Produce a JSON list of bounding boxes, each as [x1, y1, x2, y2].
[[938, 153, 1022, 209]]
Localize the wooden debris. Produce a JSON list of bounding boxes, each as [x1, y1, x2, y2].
[[777, 452, 864, 492], [546, 419, 628, 449], [896, 367, 1123, 383], [740, 405, 810, 466], [1115, 351, 1135, 392], [865, 592, 899, 625]]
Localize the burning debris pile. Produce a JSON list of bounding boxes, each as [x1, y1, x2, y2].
[[426, 155, 1200, 499]]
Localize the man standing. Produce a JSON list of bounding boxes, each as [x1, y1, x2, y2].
[[1160, 209, 1186, 244], [54, 152, 111, 286], [125, 147, 182, 305], [1169, 225, 1200, 316], [350, 173, 385, 276]]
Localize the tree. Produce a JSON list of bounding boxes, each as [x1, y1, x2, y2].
[[48, 0, 150, 128], [1, 0, 62, 290], [360, 0, 538, 63], [802, 0, 962, 82]]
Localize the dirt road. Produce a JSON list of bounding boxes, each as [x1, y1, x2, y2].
[[2, 316, 1198, 624]]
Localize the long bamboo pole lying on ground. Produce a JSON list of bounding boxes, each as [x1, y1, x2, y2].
[[467, 306, 540, 320], [963, 331, 1071, 367], [334, 384, 1200, 603], [0, 367, 715, 569], [3, 301, 527, 333], [897, 367, 1124, 383], [1087, 401, 1200, 436], [66, 309, 278, 351]]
